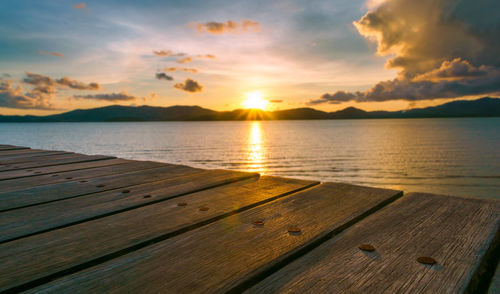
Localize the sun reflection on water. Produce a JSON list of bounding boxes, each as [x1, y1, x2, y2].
[[246, 121, 265, 173]]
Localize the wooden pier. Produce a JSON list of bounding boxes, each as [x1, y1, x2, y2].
[[0, 144, 498, 293]]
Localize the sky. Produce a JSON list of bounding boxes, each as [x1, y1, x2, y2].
[[0, 0, 499, 115]]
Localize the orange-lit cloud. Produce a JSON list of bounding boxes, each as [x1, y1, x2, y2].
[[24, 72, 101, 91], [0, 80, 54, 109], [176, 57, 193, 64], [74, 92, 136, 101], [73, 3, 86, 9], [39, 51, 64, 58], [0, 72, 101, 109], [152, 50, 187, 57], [193, 20, 260, 34], [312, 0, 500, 104], [174, 78, 203, 93], [196, 54, 216, 59], [164, 67, 199, 74], [269, 99, 283, 103]]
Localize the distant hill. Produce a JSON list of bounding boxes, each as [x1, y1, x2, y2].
[[1, 97, 499, 122]]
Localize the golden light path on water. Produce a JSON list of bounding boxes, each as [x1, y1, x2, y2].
[[246, 121, 265, 173]]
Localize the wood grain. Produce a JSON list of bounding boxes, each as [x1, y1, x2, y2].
[[25, 183, 401, 294], [0, 154, 115, 172], [246, 193, 500, 294], [0, 145, 29, 151], [0, 169, 256, 242], [0, 164, 198, 211], [0, 149, 67, 158], [0, 158, 128, 181], [0, 152, 78, 165], [0, 160, 165, 193], [0, 176, 316, 292]]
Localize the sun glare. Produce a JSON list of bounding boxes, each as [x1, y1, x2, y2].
[[243, 91, 268, 110]]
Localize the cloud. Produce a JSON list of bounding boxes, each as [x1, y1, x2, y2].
[[269, 99, 283, 103], [0, 80, 54, 109], [313, 0, 500, 105], [74, 92, 136, 101], [23, 72, 101, 91], [152, 50, 187, 57], [176, 57, 193, 64], [0, 72, 102, 109], [39, 51, 65, 58], [174, 78, 203, 93], [73, 3, 86, 9], [413, 58, 491, 81], [196, 54, 216, 59], [164, 67, 199, 74], [155, 73, 174, 81], [193, 20, 260, 34]]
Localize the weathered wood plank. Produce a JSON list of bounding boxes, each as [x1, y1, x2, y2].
[[0, 152, 78, 166], [25, 183, 402, 294], [0, 145, 29, 151], [0, 164, 199, 211], [0, 149, 66, 158], [0, 169, 256, 242], [0, 158, 131, 181], [246, 193, 500, 294], [0, 158, 128, 181], [0, 176, 316, 293], [0, 151, 71, 163], [0, 160, 165, 193], [0, 154, 114, 172]]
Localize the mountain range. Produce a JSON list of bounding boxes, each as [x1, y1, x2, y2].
[[1, 97, 499, 122]]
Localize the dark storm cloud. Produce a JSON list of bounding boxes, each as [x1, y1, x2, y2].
[[313, 0, 500, 105], [174, 78, 203, 93], [74, 92, 136, 101]]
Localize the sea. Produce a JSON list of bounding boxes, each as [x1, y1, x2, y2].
[[1, 118, 499, 199]]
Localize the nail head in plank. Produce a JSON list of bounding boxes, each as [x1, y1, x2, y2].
[[0, 169, 256, 242], [246, 192, 500, 294], [25, 183, 401, 294], [0, 164, 196, 211], [0, 176, 314, 292], [0, 160, 164, 193]]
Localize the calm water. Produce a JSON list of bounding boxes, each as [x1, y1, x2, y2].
[[0, 118, 499, 198]]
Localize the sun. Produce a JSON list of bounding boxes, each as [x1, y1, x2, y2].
[[242, 91, 268, 110]]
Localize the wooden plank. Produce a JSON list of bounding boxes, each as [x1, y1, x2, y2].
[[0, 164, 199, 211], [0, 152, 89, 167], [0, 169, 257, 242], [0, 158, 129, 181], [0, 153, 79, 167], [0, 160, 166, 193], [0, 148, 65, 157], [0, 145, 29, 151], [0, 176, 316, 293], [0, 154, 115, 172], [0, 151, 70, 162], [25, 183, 402, 294], [246, 193, 500, 294]]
